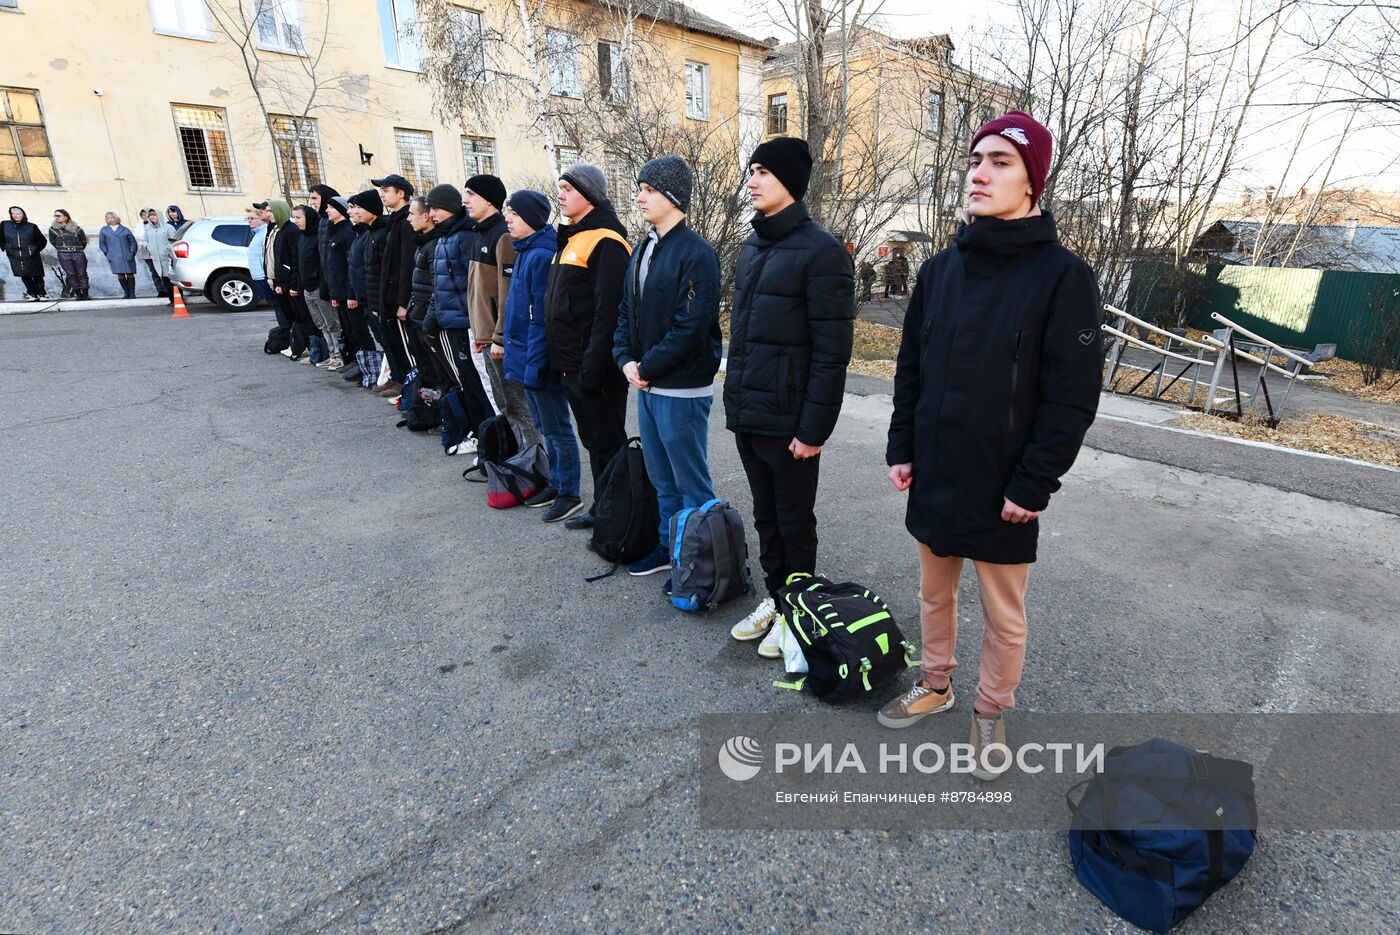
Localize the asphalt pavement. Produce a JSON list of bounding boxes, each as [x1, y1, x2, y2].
[[2, 304, 1397, 934]]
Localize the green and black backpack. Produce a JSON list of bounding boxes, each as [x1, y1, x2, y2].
[[774, 573, 917, 703]]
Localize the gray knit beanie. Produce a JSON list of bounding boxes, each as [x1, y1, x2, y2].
[[636, 155, 692, 214], [560, 162, 608, 206]]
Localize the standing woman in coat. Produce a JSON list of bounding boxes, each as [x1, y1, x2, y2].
[[3, 206, 48, 300], [143, 207, 174, 302], [48, 209, 90, 300], [99, 212, 140, 298], [878, 112, 1101, 778], [134, 209, 156, 295]]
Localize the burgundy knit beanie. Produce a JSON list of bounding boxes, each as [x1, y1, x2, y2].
[[970, 110, 1054, 206]]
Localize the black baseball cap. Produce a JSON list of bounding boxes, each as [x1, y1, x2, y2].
[[370, 174, 414, 196], [252, 201, 269, 209]]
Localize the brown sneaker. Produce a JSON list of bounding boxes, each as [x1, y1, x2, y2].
[[876, 679, 954, 728], [378, 380, 403, 398], [969, 712, 1010, 781]]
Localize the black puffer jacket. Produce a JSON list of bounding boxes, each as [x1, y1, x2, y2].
[[544, 202, 631, 388], [886, 212, 1101, 565], [292, 207, 321, 293], [360, 219, 388, 312], [310, 184, 340, 300], [408, 223, 447, 328], [723, 201, 855, 445]]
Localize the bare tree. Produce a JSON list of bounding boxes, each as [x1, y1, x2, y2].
[[204, 0, 366, 202]]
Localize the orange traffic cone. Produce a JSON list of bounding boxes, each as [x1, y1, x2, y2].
[[171, 284, 191, 319]]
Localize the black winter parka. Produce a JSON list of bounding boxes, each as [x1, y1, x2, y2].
[[723, 201, 855, 445], [544, 202, 632, 389], [886, 212, 1101, 565], [378, 205, 416, 316]]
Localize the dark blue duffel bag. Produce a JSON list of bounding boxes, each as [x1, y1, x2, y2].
[[1067, 738, 1257, 933]]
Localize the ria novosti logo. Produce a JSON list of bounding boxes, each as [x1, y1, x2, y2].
[[717, 736, 764, 781]]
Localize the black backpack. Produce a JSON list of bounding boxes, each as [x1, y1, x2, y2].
[[476, 414, 518, 463], [774, 573, 916, 703], [264, 324, 291, 354], [586, 438, 659, 578]]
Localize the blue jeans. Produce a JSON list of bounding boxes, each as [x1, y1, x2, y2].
[[637, 391, 715, 542], [525, 384, 581, 498]]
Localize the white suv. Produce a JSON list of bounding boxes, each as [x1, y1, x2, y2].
[[170, 217, 260, 311]]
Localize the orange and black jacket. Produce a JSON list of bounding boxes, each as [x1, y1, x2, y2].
[[543, 202, 631, 389]]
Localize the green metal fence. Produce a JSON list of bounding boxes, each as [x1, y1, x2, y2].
[[1128, 260, 1400, 361]]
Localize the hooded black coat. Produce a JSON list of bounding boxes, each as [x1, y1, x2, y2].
[[292, 206, 321, 294], [886, 213, 1101, 565], [722, 201, 855, 445], [322, 217, 356, 303], [310, 184, 340, 300], [2, 212, 47, 277]]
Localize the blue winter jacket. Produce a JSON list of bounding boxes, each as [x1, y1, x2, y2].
[[429, 211, 477, 331], [503, 225, 560, 390]]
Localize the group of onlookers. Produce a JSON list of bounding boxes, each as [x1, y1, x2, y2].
[[1, 205, 186, 302]]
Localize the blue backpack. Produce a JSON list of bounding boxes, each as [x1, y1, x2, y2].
[[668, 498, 751, 611], [1067, 739, 1256, 933], [440, 387, 473, 454]]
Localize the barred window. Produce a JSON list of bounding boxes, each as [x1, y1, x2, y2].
[[547, 29, 581, 98], [767, 93, 788, 135], [684, 61, 709, 121], [172, 103, 238, 192], [556, 145, 582, 169], [604, 150, 634, 204], [0, 88, 58, 186], [271, 114, 323, 196], [394, 128, 437, 193], [461, 135, 496, 177]]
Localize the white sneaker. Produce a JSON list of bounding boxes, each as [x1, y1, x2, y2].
[[757, 619, 784, 659], [730, 596, 777, 642], [280, 348, 294, 358]]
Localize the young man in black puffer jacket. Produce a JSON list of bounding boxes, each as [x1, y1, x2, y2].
[[877, 111, 1101, 780], [724, 137, 855, 657]]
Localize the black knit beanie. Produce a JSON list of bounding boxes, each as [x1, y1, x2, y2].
[[465, 174, 507, 211], [748, 136, 813, 201]]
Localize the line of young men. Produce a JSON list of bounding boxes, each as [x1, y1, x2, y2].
[[253, 113, 1099, 775]]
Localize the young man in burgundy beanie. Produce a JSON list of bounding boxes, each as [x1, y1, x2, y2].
[[877, 110, 1101, 780]]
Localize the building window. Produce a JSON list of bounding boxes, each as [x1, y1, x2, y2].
[[378, 0, 421, 70], [451, 7, 487, 81], [461, 135, 496, 176], [149, 0, 210, 38], [172, 104, 238, 192], [598, 41, 629, 105], [955, 99, 969, 138], [547, 29, 581, 98], [767, 93, 788, 135], [556, 145, 582, 174], [271, 115, 323, 196], [980, 105, 995, 128], [394, 128, 437, 193], [684, 61, 709, 120], [0, 89, 57, 185], [256, 0, 305, 54], [0, 0, 19, 10], [604, 150, 633, 204], [926, 90, 943, 134]]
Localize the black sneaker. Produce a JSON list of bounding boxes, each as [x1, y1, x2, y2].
[[342, 368, 363, 383], [563, 510, 594, 530], [543, 495, 585, 524], [525, 486, 558, 508]]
